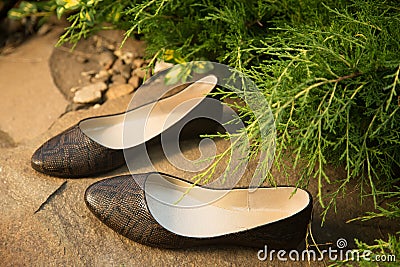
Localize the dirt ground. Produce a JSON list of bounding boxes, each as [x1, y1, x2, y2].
[[0, 24, 398, 266]]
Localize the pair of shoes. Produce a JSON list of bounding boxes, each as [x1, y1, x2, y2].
[[31, 72, 312, 249]]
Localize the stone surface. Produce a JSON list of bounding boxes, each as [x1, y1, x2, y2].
[[73, 82, 107, 104], [0, 26, 68, 143], [105, 83, 135, 100]]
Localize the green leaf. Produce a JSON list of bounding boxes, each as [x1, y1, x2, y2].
[[56, 6, 65, 19]]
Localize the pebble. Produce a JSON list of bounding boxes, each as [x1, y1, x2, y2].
[[121, 64, 132, 79], [105, 84, 135, 100], [91, 70, 111, 83], [70, 86, 80, 93], [128, 75, 141, 89], [111, 57, 131, 79], [112, 58, 124, 74], [132, 58, 144, 69], [132, 68, 147, 79], [114, 49, 122, 58], [154, 60, 174, 73], [73, 89, 102, 104], [63, 34, 149, 105], [121, 52, 134, 65], [80, 70, 96, 77], [111, 74, 127, 85], [98, 51, 115, 69], [72, 82, 108, 104], [105, 44, 115, 51]]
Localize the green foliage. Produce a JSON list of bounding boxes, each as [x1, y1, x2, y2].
[[8, 1, 55, 19], [9, 0, 400, 261]]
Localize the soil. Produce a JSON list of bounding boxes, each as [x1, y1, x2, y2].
[[0, 22, 398, 266]]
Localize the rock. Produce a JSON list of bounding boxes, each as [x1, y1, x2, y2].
[[70, 86, 80, 93], [105, 44, 116, 51], [72, 82, 107, 104], [132, 67, 147, 79], [114, 49, 122, 58], [91, 70, 111, 83], [80, 70, 96, 77], [111, 57, 131, 79], [121, 52, 134, 65], [112, 58, 124, 74], [73, 89, 102, 104], [105, 84, 135, 100], [111, 74, 127, 85], [121, 64, 132, 79], [154, 60, 174, 74], [93, 103, 101, 109], [80, 70, 96, 83], [128, 75, 141, 89], [98, 50, 115, 69], [91, 82, 108, 92], [132, 58, 144, 69]]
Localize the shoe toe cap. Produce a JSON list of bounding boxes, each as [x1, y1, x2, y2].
[[84, 181, 106, 217], [85, 175, 133, 218], [31, 144, 66, 176], [31, 147, 45, 172], [85, 174, 150, 237]]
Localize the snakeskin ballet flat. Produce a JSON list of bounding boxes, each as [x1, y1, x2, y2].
[[31, 75, 219, 177], [84, 172, 312, 249]]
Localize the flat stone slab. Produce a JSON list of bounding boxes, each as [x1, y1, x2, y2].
[[0, 27, 68, 144]]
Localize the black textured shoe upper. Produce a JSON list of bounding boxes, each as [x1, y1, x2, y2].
[[84, 173, 313, 249], [31, 125, 125, 177]]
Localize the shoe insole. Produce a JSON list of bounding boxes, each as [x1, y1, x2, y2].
[[79, 75, 218, 149], [144, 173, 311, 238]]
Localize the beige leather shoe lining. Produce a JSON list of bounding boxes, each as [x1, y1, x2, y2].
[[79, 75, 218, 149], [145, 173, 310, 238]]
